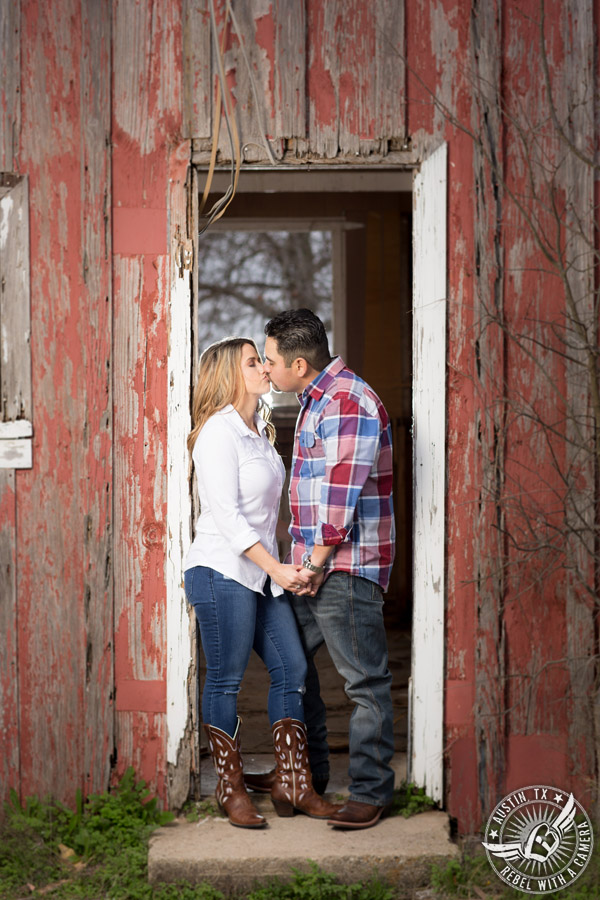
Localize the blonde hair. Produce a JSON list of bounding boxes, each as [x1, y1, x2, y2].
[[188, 337, 275, 454]]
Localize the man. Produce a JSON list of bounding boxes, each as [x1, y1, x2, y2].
[[262, 308, 396, 830]]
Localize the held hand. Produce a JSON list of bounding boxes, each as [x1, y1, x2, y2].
[[271, 564, 311, 593], [295, 567, 325, 597]]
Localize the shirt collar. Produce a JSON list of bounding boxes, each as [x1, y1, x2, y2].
[[300, 356, 346, 405], [217, 404, 268, 437]]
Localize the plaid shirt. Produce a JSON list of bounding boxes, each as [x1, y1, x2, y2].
[[288, 357, 395, 591]]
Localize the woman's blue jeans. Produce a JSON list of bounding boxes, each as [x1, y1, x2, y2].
[[184, 566, 307, 737]]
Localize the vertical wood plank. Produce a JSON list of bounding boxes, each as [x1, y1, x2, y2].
[[306, 0, 342, 159], [410, 142, 447, 804], [17, 1, 80, 801], [112, 253, 170, 796], [470, 0, 507, 821], [0, 0, 20, 172], [375, 0, 405, 143], [80, 0, 114, 797], [560, 0, 597, 797], [183, 0, 212, 139], [0, 469, 18, 805], [113, 256, 168, 685], [335, 0, 376, 155], [274, 0, 306, 141]]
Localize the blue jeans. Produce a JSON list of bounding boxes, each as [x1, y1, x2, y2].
[[291, 572, 395, 805], [184, 566, 307, 737]]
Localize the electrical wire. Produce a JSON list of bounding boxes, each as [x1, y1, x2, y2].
[[199, 0, 241, 234], [199, 0, 276, 235]]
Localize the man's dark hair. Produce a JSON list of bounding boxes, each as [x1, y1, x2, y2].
[[264, 308, 332, 371]]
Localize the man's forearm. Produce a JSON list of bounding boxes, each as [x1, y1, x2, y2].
[[297, 543, 334, 596], [306, 543, 335, 569]]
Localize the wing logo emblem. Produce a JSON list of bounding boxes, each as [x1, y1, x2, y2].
[[481, 786, 593, 895]]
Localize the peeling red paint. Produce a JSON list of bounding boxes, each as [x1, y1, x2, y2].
[[445, 681, 475, 728], [116, 680, 167, 713], [254, 12, 276, 115], [113, 209, 168, 255], [306, 3, 338, 129]]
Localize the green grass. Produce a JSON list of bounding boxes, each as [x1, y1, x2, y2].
[[182, 796, 226, 823], [246, 861, 394, 899], [389, 782, 436, 818], [0, 771, 410, 899], [0, 767, 208, 900]]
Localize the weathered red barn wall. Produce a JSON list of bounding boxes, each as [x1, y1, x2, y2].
[[4, 0, 114, 805], [1, 0, 597, 833], [499, 0, 597, 806], [0, 0, 188, 808], [406, 0, 598, 832]]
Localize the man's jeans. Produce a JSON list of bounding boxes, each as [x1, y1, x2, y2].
[[291, 572, 395, 806], [185, 566, 307, 736]]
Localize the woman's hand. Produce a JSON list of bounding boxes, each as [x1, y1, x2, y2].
[[270, 563, 311, 594], [295, 568, 325, 597], [243, 542, 311, 593]]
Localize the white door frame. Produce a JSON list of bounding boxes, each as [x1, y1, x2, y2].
[[166, 157, 448, 802], [166, 235, 193, 769], [409, 142, 447, 803]]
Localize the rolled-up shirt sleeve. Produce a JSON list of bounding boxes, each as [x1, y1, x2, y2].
[[314, 396, 381, 546], [194, 421, 261, 555]]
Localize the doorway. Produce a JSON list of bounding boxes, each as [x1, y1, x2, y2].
[[193, 174, 413, 790], [166, 153, 447, 806]]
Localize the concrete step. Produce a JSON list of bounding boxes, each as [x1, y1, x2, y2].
[[148, 795, 459, 895]]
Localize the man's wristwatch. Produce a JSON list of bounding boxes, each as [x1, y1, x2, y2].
[[302, 553, 324, 575]]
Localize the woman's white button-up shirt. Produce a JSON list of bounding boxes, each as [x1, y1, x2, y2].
[[184, 404, 285, 596]]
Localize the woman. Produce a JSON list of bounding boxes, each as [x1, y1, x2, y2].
[[184, 337, 339, 828]]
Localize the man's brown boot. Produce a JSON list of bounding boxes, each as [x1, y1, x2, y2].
[[327, 799, 393, 829], [244, 768, 277, 793], [204, 719, 267, 828], [270, 718, 341, 819]]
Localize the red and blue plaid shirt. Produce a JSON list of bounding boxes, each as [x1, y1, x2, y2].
[[288, 357, 395, 591]]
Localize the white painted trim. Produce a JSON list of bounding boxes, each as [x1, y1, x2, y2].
[[410, 142, 447, 803], [0, 420, 33, 439], [0, 420, 33, 467], [0, 436, 32, 468], [166, 252, 193, 765]]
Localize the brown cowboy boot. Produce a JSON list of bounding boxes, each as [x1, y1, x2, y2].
[[204, 719, 267, 828], [270, 718, 342, 819]]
